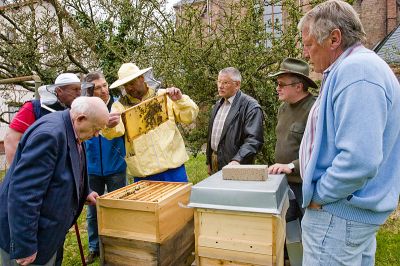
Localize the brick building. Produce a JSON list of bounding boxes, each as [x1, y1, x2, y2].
[[174, 0, 400, 78], [174, 0, 399, 49], [353, 0, 400, 49]]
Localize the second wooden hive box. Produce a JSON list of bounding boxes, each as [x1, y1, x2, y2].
[[97, 181, 193, 243]]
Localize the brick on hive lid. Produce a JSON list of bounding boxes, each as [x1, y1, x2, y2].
[[222, 164, 268, 181]]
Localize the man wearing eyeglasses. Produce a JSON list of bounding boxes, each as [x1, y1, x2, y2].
[[268, 57, 317, 265], [206, 67, 264, 175]]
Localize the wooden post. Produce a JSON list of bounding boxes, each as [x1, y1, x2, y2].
[[0, 75, 42, 100]]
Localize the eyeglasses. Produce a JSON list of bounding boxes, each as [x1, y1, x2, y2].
[[276, 82, 300, 88], [217, 80, 237, 86]]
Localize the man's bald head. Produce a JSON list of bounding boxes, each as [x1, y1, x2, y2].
[[70, 96, 109, 142]]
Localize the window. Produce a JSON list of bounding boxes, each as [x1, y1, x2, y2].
[[263, 1, 283, 46]]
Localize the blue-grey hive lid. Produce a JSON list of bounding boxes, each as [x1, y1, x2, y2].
[[188, 171, 288, 214]]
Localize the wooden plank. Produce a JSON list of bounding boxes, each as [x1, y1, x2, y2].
[[157, 189, 193, 243], [198, 246, 275, 266], [157, 184, 192, 208], [146, 184, 181, 202], [124, 183, 165, 200], [199, 257, 262, 266], [194, 210, 200, 266], [125, 183, 166, 201], [103, 182, 142, 198], [98, 208, 157, 241], [159, 219, 195, 266], [100, 229, 157, 243], [101, 235, 158, 266], [138, 183, 176, 201], [275, 236, 284, 266], [198, 210, 274, 244], [97, 198, 157, 212], [155, 184, 190, 203], [272, 197, 288, 254], [100, 219, 194, 266], [198, 235, 273, 255]]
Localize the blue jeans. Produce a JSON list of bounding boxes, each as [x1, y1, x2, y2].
[[302, 208, 379, 266], [86, 172, 126, 252], [134, 164, 188, 182]]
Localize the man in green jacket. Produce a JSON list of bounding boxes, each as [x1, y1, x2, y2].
[[268, 58, 317, 266]]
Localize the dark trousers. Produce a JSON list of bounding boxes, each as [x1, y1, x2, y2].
[[286, 182, 304, 222], [87, 172, 126, 252]]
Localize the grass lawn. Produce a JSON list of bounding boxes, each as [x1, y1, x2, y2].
[[376, 209, 400, 265], [1, 155, 400, 265]]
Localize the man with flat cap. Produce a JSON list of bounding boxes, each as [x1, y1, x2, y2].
[[103, 63, 199, 182], [268, 58, 317, 266]]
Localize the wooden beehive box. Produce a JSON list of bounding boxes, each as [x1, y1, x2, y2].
[[189, 172, 289, 266], [97, 181, 193, 243], [99, 220, 194, 266], [194, 198, 288, 266], [121, 93, 168, 141]]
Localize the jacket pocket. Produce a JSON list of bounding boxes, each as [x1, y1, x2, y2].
[[289, 122, 305, 142]]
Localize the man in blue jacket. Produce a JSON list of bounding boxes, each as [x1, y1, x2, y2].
[[0, 97, 109, 266], [298, 1, 400, 265], [84, 72, 127, 264]]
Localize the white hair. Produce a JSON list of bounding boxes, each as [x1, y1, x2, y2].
[[298, 0, 365, 50], [219, 67, 242, 82], [70, 96, 94, 116]]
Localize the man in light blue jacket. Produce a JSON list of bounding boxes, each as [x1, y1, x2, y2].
[[298, 1, 400, 265]]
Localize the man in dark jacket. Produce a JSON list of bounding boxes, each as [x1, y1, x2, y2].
[[83, 72, 126, 264], [206, 67, 264, 175], [0, 97, 109, 266]]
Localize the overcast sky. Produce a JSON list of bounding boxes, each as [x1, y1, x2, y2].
[[166, 0, 180, 10]]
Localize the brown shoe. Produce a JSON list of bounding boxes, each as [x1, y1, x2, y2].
[[85, 251, 99, 264]]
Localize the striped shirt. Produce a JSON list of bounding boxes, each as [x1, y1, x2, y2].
[[299, 43, 362, 179], [211, 95, 236, 151], [299, 75, 326, 178]]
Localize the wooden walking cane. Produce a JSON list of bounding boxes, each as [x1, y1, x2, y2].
[[74, 223, 87, 266]]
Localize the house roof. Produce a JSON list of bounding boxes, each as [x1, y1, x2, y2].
[[373, 23, 400, 64], [173, 0, 205, 8]]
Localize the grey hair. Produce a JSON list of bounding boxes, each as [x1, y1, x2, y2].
[[70, 96, 95, 117], [219, 67, 242, 82], [84, 71, 105, 83], [84, 71, 106, 96], [298, 0, 366, 50]]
